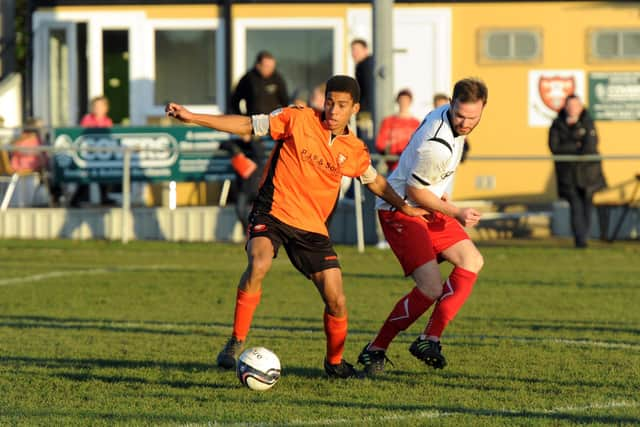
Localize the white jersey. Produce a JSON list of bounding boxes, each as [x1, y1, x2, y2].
[[376, 104, 466, 210]]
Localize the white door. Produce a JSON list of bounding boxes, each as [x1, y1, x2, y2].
[[347, 7, 452, 119], [33, 21, 78, 126]]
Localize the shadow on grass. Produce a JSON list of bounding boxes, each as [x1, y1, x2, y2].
[[54, 371, 235, 390], [288, 397, 640, 425], [0, 408, 210, 424], [464, 316, 640, 336], [487, 277, 638, 290], [437, 370, 634, 391], [1, 354, 212, 373], [282, 365, 326, 379], [0, 314, 382, 338]]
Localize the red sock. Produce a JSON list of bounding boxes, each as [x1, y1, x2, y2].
[[371, 287, 435, 350], [232, 288, 261, 341], [324, 312, 348, 365], [425, 267, 477, 339]]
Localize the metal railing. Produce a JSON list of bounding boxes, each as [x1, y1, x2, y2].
[[2, 142, 640, 246]]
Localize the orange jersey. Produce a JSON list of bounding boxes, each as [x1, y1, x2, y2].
[[253, 107, 371, 236]]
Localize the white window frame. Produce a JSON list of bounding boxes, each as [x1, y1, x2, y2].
[[480, 29, 542, 62], [32, 11, 224, 125], [32, 19, 78, 126], [591, 28, 640, 60], [33, 10, 148, 124], [232, 18, 344, 85], [146, 19, 225, 118]]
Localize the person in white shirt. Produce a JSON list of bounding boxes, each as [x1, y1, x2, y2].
[[358, 78, 488, 375]]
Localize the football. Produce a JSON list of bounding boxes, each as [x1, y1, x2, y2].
[[236, 347, 281, 391]]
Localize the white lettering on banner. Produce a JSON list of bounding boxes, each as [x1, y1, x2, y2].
[[55, 132, 180, 169], [179, 141, 221, 151], [185, 130, 229, 141]]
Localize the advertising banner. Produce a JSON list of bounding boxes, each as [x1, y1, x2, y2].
[[589, 72, 640, 121], [52, 126, 238, 183]]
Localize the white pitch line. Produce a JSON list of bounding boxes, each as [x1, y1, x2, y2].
[[285, 400, 640, 425], [0, 265, 193, 286], [13, 317, 634, 351], [447, 335, 640, 351], [187, 400, 639, 426], [0, 269, 110, 286], [538, 400, 638, 414]]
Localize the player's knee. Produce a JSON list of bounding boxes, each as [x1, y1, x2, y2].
[[469, 252, 484, 273], [248, 255, 272, 280], [415, 280, 443, 300], [459, 249, 483, 273], [325, 294, 347, 317]]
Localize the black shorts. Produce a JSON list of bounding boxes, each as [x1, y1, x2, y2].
[[247, 212, 340, 278]]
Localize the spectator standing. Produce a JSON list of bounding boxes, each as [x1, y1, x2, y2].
[[351, 39, 374, 140], [549, 94, 607, 248], [228, 51, 290, 231], [230, 51, 289, 116], [375, 89, 420, 173]]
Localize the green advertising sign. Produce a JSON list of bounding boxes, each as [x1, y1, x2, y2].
[[589, 72, 640, 121], [53, 126, 239, 183]]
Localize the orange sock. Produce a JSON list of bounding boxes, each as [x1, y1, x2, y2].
[[324, 312, 348, 365], [232, 288, 261, 341]]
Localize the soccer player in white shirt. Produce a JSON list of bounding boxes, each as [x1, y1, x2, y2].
[[358, 78, 488, 375]]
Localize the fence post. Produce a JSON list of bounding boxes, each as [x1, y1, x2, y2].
[[354, 179, 365, 253], [121, 148, 131, 244]]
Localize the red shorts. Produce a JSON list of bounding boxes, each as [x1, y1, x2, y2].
[[378, 210, 470, 276]]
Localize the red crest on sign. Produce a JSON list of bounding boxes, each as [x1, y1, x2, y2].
[[538, 76, 576, 112]]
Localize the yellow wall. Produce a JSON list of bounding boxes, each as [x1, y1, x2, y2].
[[51, 4, 219, 19], [45, 2, 640, 204], [443, 1, 640, 202]]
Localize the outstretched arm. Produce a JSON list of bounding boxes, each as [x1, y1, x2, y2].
[[165, 102, 253, 136], [365, 172, 428, 217]]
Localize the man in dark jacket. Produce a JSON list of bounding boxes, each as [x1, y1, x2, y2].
[[549, 95, 607, 248], [230, 51, 289, 116], [227, 51, 289, 231], [351, 39, 374, 141]]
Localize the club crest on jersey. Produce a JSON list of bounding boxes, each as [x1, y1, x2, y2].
[[337, 153, 347, 166]]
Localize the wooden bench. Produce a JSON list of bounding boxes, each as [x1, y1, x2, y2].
[[595, 174, 640, 242]]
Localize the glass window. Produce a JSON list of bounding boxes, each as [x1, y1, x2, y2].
[[154, 30, 216, 105], [592, 30, 640, 59], [483, 30, 540, 61], [623, 32, 640, 56], [487, 33, 510, 58], [595, 32, 618, 57], [245, 29, 333, 101], [515, 33, 537, 58]]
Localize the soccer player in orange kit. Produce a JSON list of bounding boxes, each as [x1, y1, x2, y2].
[[166, 75, 427, 378]]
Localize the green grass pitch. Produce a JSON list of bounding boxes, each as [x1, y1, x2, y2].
[[1, 239, 639, 426]]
